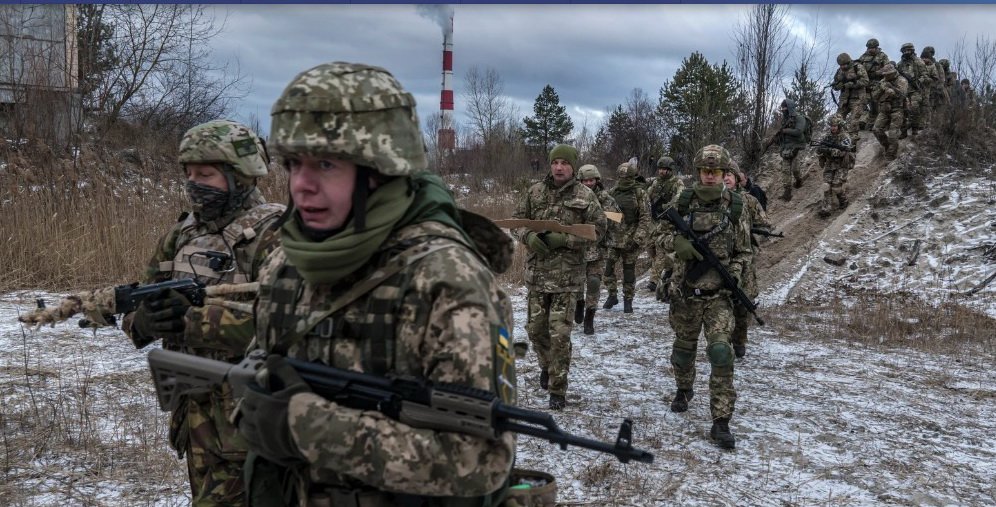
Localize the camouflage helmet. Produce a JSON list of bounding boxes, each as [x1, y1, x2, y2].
[[837, 52, 852, 65], [692, 144, 731, 171], [616, 162, 637, 179], [829, 114, 846, 127], [269, 62, 427, 176], [922, 46, 936, 57], [178, 119, 269, 177], [866, 38, 880, 49], [901, 42, 915, 53], [939, 58, 950, 71], [577, 164, 601, 180], [880, 64, 898, 77], [656, 156, 675, 170]]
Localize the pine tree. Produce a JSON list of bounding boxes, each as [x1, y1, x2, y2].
[[786, 61, 829, 127], [591, 105, 631, 170], [522, 85, 574, 150]]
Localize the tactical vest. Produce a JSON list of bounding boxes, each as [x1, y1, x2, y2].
[[611, 184, 641, 225], [162, 202, 285, 284], [674, 188, 743, 294]]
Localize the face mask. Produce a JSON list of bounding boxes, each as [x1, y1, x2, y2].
[[185, 180, 230, 222]]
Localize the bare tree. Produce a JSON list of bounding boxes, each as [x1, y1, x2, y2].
[[733, 4, 795, 174], [624, 88, 664, 174], [462, 65, 510, 145]]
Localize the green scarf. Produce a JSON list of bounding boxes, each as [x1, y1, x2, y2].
[[615, 177, 638, 192], [281, 173, 466, 284], [692, 182, 724, 203]]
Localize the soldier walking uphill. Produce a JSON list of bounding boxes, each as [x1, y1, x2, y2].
[[603, 162, 651, 313], [645, 156, 685, 296], [831, 52, 869, 146], [234, 62, 518, 505], [815, 115, 856, 218], [724, 168, 770, 359], [920, 46, 950, 123], [513, 144, 606, 410], [661, 145, 752, 449], [764, 98, 808, 202], [125, 120, 285, 506], [858, 38, 891, 130], [871, 64, 909, 160], [897, 42, 930, 139], [575, 164, 619, 335]]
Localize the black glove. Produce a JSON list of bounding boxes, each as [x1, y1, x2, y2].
[[131, 289, 191, 343], [238, 354, 311, 466]]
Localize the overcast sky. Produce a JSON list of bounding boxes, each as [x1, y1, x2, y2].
[[206, 4, 996, 138]]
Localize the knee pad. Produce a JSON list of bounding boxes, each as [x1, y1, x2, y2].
[[586, 274, 600, 293], [671, 346, 696, 368], [622, 264, 636, 285], [707, 342, 734, 368]]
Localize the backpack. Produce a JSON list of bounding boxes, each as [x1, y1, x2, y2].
[[801, 114, 814, 143]]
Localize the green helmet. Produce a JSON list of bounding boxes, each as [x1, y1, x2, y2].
[[866, 38, 880, 49], [616, 162, 637, 179], [939, 58, 950, 71], [901, 42, 915, 53], [923, 46, 936, 57], [837, 52, 852, 65], [693, 144, 731, 171], [880, 64, 898, 77], [178, 119, 269, 177], [577, 164, 601, 180], [829, 114, 846, 127], [656, 156, 675, 170], [269, 62, 427, 176]]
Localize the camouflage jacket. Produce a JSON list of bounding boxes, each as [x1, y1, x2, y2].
[[646, 174, 686, 220], [512, 175, 606, 292], [661, 185, 752, 297], [736, 191, 770, 298], [832, 62, 869, 104], [858, 50, 891, 82], [815, 132, 855, 171], [585, 184, 619, 262], [252, 220, 516, 500], [897, 56, 930, 94], [923, 58, 950, 103], [608, 180, 652, 250], [872, 76, 909, 109]]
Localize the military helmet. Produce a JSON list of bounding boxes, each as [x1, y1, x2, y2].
[[939, 58, 950, 71], [657, 156, 675, 170], [866, 38, 880, 49], [269, 62, 427, 176], [577, 164, 601, 180], [880, 64, 898, 77], [829, 114, 846, 127], [178, 119, 269, 177], [923, 46, 936, 57], [901, 42, 915, 53], [693, 144, 731, 171], [616, 162, 637, 179], [837, 52, 852, 65]]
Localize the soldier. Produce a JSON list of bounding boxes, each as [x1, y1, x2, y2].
[[645, 156, 685, 295], [814, 115, 856, 218], [858, 38, 891, 130], [897, 42, 930, 139], [764, 98, 808, 202], [920, 46, 949, 123], [575, 164, 619, 335], [235, 62, 517, 504], [514, 143, 605, 409], [662, 144, 751, 449], [724, 167, 770, 359], [603, 162, 651, 314], [126, 119, 285, 506], [831, 52, 870, 146], [871, 64, 909, 159]]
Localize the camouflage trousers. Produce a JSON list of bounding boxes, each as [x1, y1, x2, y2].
[[838, 97, 866, 145], [178, 386, 248, 506], [861, 88, 880, 128], [872, 104, 904, 156], [732, 262, 759, 348], [526, 291, 575, 396], [578, 259, 603, 310], [821, 165, 849, 212], [903, 91, 925, 131], [780, 149, 803, 191], [669, 294, 737, 420], [604, 247, 640, 298]]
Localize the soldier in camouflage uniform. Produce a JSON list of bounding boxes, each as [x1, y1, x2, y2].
[[724, 168, 770, 359], [897, 42, 930, 139], [858, 38, 891, 130], [764, 98, 808, 202], [871, 64, 909, 160], [920, 46, 949, 124], [661, 144, 751, 449], [513, 144, 605, 409], [235, 62, 518, 506], [831, 52, 869, 146], [645, 156, 684, 296], [603, 162, 651, 314], [126, 120, 285, 506], [575, 164, 619, 335], [814, 115, 855, 218]]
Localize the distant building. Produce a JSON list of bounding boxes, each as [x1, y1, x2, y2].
[[0, 4, 79, 147]]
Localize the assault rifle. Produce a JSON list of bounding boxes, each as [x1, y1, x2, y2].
[[663, 208, 764, 325], [750, 228, 784, 238], [809, 139, 856, 153], [147, 349, 655, 465], [896, 67, 920, 91]]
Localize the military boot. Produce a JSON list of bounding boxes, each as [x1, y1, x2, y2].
[[603, 293, 619, 310], [646, 281, 657, 293], [669, 389, 694, 413], [583, 308, 596, 335], [549, 394, 566, 410], [623, 298, 634, 314], [573, 300, 585, 324], [733, 344, 746, 358], [818, 208, 832, 219], [539, 369, 549, 390], [710, 418, 736, 449]]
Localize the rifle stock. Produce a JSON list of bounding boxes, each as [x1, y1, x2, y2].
[[147, 349, 655, 464]]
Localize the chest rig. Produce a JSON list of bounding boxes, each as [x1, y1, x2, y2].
[[675, 189, 743, 292]]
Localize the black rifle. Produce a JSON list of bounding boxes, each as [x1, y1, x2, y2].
[[147, 349, 655, 465], [896, 66, 920, 91], [77, 278, 206, 328], [751, 228, 784, 238], [663, 208, 764, 325], [809, 139, 856, 153]]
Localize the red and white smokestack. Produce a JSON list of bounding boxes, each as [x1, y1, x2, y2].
[[438, 13, 456, 150]]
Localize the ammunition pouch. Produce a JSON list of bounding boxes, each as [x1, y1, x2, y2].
[[502, 469, 557, 507]]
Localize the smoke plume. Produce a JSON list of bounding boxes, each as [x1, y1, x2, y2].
[[416, 5, 454, 37]]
